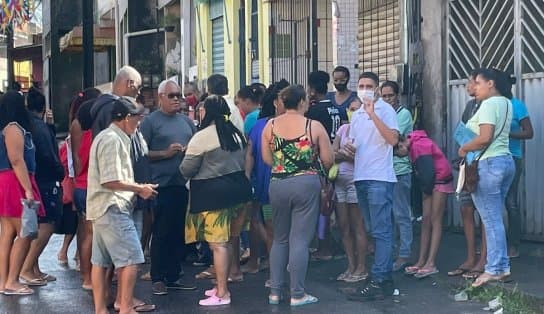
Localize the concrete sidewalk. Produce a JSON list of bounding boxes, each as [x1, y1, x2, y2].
[[0, 231, 541, 313]]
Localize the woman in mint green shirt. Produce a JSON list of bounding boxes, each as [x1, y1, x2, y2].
[[458, 68, 515, 287]]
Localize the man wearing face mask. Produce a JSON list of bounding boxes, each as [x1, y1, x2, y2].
[[345, 72, 399, 302], [327, 66, 359, 117]]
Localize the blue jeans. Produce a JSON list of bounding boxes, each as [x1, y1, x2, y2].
[[355, 180, 395, 282], [471, 155, 515, 275], [393, 174, 412, 258]]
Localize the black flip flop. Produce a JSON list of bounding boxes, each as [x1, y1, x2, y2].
[[447, 268, 470, 276]]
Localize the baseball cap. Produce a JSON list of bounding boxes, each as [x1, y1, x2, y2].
[[111, 97, 145, 120]]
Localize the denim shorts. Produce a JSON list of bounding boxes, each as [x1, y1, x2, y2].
[[38, 182, 62, 224], [73, 188, 87, 216], [91, 205, 144, 268]]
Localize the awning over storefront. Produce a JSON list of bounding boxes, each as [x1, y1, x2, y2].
[[59, 26, 115, 52]]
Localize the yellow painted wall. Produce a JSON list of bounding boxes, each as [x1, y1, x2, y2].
[[196, 3, 211, 81], [223, 0, 241, 94], [196, 0, 274, 94], [260, 0, 271, 85], [244, 1, 252, 85], [195, 0, 241, 96]]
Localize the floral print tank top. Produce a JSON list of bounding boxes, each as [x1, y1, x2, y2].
[[270, 119, 320, 179]]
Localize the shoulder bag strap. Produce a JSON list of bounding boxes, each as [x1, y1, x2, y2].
[[475, 100, 510, 161]]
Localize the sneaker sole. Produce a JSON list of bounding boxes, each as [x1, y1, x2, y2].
[[152, 291, 168, 295]]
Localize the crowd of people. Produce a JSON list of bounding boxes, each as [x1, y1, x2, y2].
[[0, 63, 533, 313]]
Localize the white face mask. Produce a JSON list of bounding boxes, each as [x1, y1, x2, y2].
[[357, 89, 375, 103]]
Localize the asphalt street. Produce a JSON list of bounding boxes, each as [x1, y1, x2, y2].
[[0, 232, 508, 314]]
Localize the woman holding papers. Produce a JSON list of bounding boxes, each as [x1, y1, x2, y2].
[[458, 68, 514, 287]]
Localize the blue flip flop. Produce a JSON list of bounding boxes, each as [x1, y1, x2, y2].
[[290, 294, 318, 307]]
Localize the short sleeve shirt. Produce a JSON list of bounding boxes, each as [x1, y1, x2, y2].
[[509, 98, 530, 158], [350, 98, 399, 182], [140, 110, 196, 187], [244, 109, 260, 135], [394, 106, 413, 175], [466, 96, 512, 160], [86, 124, 135, 220], [305, 99, 346, 141]]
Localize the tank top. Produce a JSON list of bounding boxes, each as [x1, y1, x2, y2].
[[270, 118, 319, 179], [0, 122, 36, 173]]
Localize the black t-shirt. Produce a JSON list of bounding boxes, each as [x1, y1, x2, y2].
[[31, 116, 64, 184], [305, 99, 345, 142]]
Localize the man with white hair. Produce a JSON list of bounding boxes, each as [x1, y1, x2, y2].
[[140, 79, 197, 295], [91, 65, 142, 138]]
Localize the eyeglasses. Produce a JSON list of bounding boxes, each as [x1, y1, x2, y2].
[[166, 93, 182, 99], [382, 94, 397, 99]]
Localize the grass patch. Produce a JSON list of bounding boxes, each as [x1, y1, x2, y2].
[[457, 283, 544, 314]]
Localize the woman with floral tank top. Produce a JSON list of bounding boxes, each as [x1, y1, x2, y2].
[[261, 85, 333, 306]]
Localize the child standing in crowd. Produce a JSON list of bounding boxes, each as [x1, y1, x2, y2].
[[395, 131, 453, 278], [332, 100, 369, 283]]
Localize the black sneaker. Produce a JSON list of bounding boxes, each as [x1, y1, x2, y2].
[[166, 279, 197, 291], [347, 280, 385, 301], [152, 281, 168, 295]]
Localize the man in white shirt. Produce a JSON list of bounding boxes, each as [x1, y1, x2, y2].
[[346, 72, 399, 301]]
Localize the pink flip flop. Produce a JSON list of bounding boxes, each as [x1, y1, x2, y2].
[[404, 266, 420, 275], [199, 294, 231, 306]]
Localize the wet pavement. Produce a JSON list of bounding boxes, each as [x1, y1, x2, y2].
[[2, 231, 541, 314]]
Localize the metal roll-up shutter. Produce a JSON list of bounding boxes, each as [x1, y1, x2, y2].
[[358, 0, 400, 79], [210, 0, 224, 74]]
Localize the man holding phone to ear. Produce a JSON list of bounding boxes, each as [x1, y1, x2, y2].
[[345, 72, 399, 301]]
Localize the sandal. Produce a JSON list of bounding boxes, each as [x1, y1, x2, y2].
[[41, 273, 57, 282], [447, 267, 470, 276], [404, 265, 420, 275], [462, 270, 483, 280], [414, 267, 439, 279], [472, 272, 511, 288], [3, 286, 34, 296], [195, 270, 216, 280], [336, 270, 351, 281], [19, 276, 47, 286], [114, 302, 156, 312], [290, 294, 319, 307], [344, 273, 369, 283], [471, 273, 500, 288], [199, 294, 231, 306]]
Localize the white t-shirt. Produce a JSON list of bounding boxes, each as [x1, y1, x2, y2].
[[349, 98, 399, 182]]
